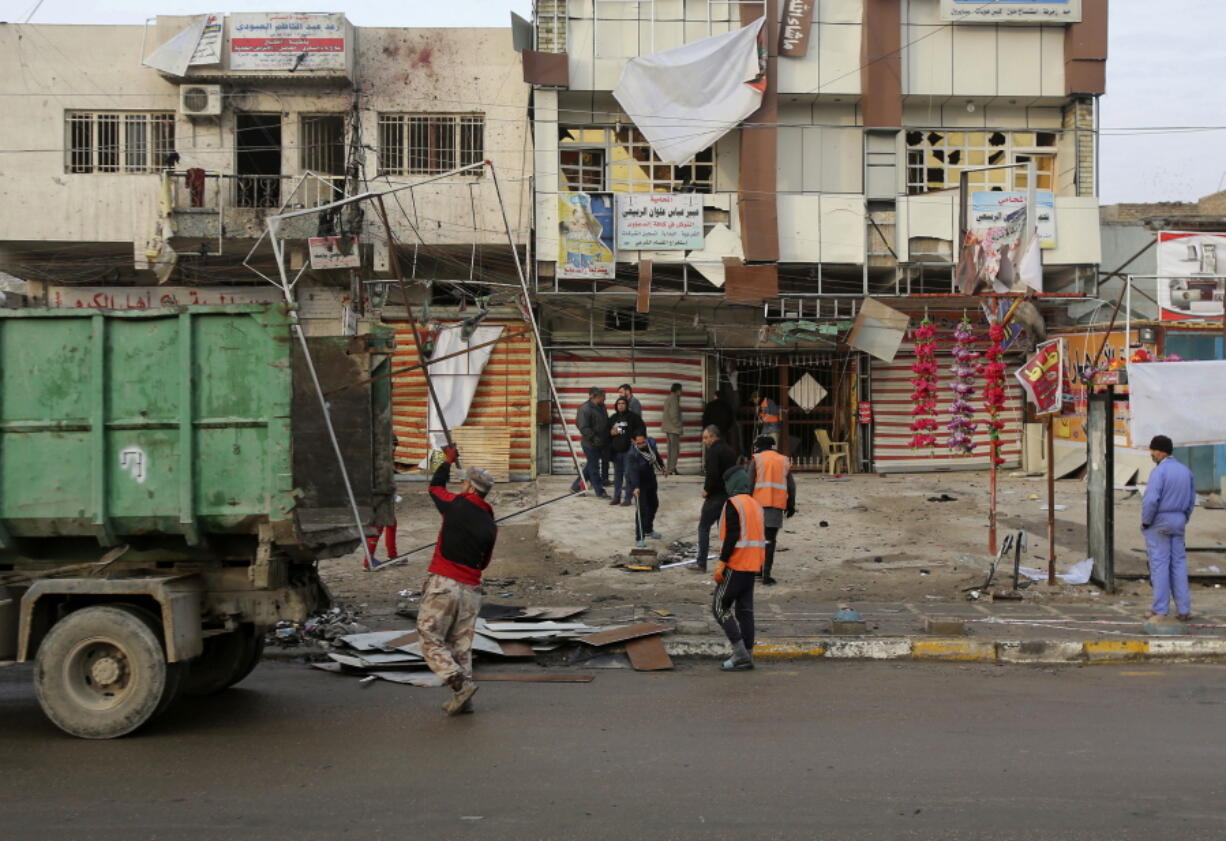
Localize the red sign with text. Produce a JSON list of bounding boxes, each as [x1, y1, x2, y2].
[[1014, 339, 1064, 415]]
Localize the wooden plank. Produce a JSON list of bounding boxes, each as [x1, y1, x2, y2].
[[625, 635, 674, 671], [576, 622, 670, 647], [452, 425, 511, 482], [496, 640, 537, 658]]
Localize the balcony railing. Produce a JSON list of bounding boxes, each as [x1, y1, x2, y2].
[[166, 170, 347, 212]]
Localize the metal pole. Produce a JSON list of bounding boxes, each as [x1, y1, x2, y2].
[[1047, 413, 1057, 585], [988, 295, 1027, 556], [486, 160, 586, 486], [372, 196, 458, 461], [265, 221, 374, 568]]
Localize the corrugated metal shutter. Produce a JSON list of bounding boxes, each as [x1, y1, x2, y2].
[[390, 320, 535, 480], [550, 350, 706, 475], [871, 355, 1024, 472]]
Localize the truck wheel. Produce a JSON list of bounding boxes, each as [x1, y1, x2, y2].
[[34, 605, 172, 739], [181, 626, 261, 696]]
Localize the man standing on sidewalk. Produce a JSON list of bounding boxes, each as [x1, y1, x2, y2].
[[627, 432, 664, 548], [660, 382, 684, 475], [692, 425, 736, 573], [712, 465, 766, 671], [571, 387, 610, 498], [748, 435, 796, 586], [417, 446, 498, 715], [618, 383, 643, 416], [1142, 434, 1197, 621]]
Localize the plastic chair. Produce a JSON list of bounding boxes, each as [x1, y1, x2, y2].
[[814, 429, 850, 475]]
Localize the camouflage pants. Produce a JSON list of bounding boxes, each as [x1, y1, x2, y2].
[[416, 573, 480, 684]]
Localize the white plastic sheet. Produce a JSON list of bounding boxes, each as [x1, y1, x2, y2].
[[1128, 360, 1226, 447], [422, 324, 504, 453], [612, 17, 766, 165], [1018, 558, 1094, 585]]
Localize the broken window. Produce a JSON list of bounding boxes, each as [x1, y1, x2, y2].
[[377, 114, 484, 176], [904, 130, 1057, 195], [300, 114, 346, 175], [66, 111, 175, 174], [559, 125, 714, 193]]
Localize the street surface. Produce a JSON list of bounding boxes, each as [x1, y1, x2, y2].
[[4, 660, 1226, 840]]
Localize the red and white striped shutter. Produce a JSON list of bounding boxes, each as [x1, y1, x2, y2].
[[871, 355, 1024, 472], [550, 350, 706, 475], [390, 320, 536, 479]]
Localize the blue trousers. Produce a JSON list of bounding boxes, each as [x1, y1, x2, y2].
[[612, 450, 631, 502], [1144, 512, 1190, 616], [572, 443, 607, 496]]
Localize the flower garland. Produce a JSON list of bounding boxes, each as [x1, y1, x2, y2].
[[946, 316, 978, 454], [982, 321, 1008, 466], [908, 318, 939, 449]]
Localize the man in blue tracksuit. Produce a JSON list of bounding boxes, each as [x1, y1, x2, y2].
[[1142, 434, 1197, 620]]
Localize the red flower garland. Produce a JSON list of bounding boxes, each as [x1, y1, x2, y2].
[[982, 322, 1008, 466], [908, 318, 939, 449]]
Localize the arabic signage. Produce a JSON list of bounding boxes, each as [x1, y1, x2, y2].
[[558, 193, 616, 280], [1155, 230, 1226, 322], [47, 286, 280, 310], [189, 13, 224, 66], [308, 236, 361, 270], [940, 0, 1081, 23], [229, 13, 347, 71], [971, 191, 1056, 249], [778, 0, 815, 57], [614, 193, 704, 251], [1015, 339, 1064, 415]]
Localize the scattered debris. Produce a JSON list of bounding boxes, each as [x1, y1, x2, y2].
[[853, 560, 948, 572], [926, 494, 958, 503]]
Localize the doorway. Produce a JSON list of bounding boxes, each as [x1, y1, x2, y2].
[[235, 113, 281, 208]]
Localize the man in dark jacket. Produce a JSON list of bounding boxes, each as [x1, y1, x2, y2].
[[417, 446, 497, 715], [571, 386, 610, 498], [608, 396, 646, 506], [692, 424, 736, 572], [626, 432, 664, 547]]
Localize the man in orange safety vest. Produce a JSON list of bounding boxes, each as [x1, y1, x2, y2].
[[747, 435, 796, 586], [712, 465, 767, 671]]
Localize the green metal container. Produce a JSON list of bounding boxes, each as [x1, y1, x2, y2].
[[0, 305, 393, 559]]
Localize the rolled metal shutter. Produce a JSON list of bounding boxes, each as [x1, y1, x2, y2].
[[550, 349, 706, 475], [390, 320, 536, 480], [871, 355, 1024, 472]]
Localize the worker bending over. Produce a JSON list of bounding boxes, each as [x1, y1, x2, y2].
[[712, 466, 767, 672], [748, 435, 797, 586], [417, 445, 498, 715]]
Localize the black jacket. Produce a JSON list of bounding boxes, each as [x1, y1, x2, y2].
[[608, 410, 646, 453], [701, 399, 734, 439], [576, 399, 611, 450], [703, 439, 736, 497]]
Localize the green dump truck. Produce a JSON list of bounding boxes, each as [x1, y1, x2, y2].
[[0, 305, 394, 738]]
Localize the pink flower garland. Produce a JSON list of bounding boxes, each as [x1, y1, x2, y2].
[[908, 318, 939, 449], [946, 316, 978, 454], [982, 322, 1008, 466]]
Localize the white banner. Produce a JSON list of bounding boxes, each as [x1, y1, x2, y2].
[[229, 13, 347, 71], [423, 324, 505, 453], [615, 194, 704, 251], [940, 0, 1081, 23], [1128, 360, 1226, 447]]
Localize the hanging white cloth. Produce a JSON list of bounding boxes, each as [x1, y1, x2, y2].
[[1128, 360, 1226, 448], [418, 324, 504, 461], [1017, 227, 1043, 292], [612, 17, 767, 165]]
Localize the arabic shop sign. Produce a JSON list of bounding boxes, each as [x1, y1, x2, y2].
[[614, 194, 704, 251], [941, 0, 1081, 23], [229, 13, 347, 71]]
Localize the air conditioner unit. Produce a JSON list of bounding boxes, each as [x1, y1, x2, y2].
[[179, 84, 222, 117]]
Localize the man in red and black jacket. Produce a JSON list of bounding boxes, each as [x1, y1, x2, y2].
[[416, 445, 497, 716]]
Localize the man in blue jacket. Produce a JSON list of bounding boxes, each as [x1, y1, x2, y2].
[[1142, 434, 1197, 621], [626, 432, 664, 548]]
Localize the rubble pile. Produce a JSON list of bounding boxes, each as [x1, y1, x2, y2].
[[268, 605, 371, 647]]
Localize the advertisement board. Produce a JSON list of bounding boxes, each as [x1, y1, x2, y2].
[[229, 13, 347, 71], [614, 193, 704, 251], [1015, 339, 1063, 415], [308, 236, 361, 270], [1155, 230, 1226, 322], [971, 191, 1056, 249], [558, 193, 616, 280], [940, 0, 1081, 23]]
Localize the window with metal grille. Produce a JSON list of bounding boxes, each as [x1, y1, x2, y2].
[[560, 126, 715, 193], [300, 114, 346, 175], [904, 130, 1057, 195], [66, 111, 175, 174], [377, 114, 484, 176]]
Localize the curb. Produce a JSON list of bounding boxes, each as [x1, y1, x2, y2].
[[663, 635, 1226, 665]]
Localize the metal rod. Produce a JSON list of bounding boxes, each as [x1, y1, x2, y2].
[[486, 160, 586, 485], [1089, 239, 1157, 371], [1047, 413, 1057, 585], [987, 294, 1027, 556], [373, 195, 458, 460]]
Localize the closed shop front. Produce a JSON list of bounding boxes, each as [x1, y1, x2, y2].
[[549, 349, 706, 475], [390, 318, 536, 480]]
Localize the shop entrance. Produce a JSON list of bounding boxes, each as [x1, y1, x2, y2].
[[723, 352, 861, 471]]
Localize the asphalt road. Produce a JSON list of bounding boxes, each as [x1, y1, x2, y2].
[[4, 659, 1226, 841]]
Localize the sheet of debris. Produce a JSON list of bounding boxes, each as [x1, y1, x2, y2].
[[305, 608, 674, 686]]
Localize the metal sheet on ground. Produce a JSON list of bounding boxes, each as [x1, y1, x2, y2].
[[339, 631, 414, 651], [385, 631, 419, 648], [496, 640, 536, 658], [472, 672, 596, 683], [624, 635, 674, 671], [376, 671, 447, 687], [576, 622, 670, 647]]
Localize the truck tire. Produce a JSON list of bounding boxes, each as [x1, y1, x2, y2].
[[33, 605, 173, 739], [116, 604, 184, 720], [181, 626, 262, 696]]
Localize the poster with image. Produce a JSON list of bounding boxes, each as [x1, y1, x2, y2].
[[558, 193, 615, 280]]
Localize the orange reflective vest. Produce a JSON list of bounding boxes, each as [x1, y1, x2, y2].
[[752, 450, 790, 510], [758, 398, 780, 425], [719, 494, 767, 572]]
